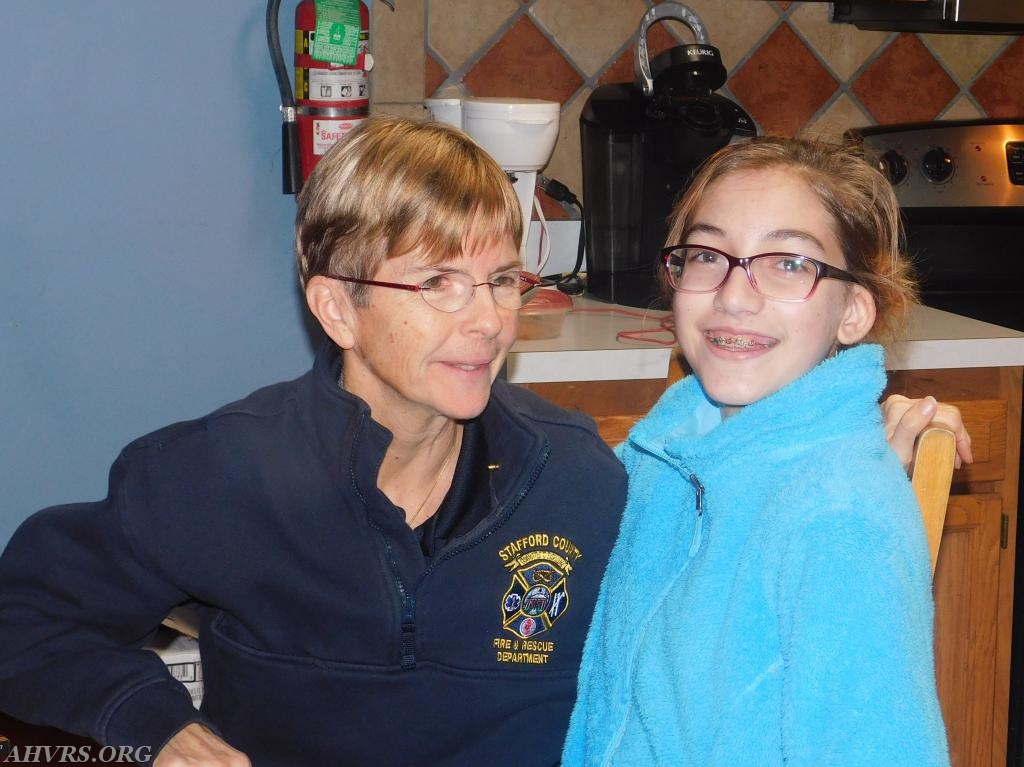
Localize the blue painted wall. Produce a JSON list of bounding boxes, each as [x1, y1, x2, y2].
[[1, 3, 319, 545]]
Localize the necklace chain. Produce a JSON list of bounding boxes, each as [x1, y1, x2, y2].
[[407, 427, 460, 528]]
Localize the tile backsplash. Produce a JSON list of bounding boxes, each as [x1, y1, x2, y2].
[[372, 0, 1023, 218]]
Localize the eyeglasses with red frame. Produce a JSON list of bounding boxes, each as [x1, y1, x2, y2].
[[328, 270, 543, 313], [661, 245, 859, 303]]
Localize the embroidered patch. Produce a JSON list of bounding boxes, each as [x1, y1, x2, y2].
[[502, 558, 570, 639], [493, 534, 583, 663]]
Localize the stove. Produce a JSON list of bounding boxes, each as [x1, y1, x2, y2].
[[853, 119, 1024, 332]]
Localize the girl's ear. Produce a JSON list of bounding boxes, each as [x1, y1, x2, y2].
[[836, 283, 877, 346], [305, 276, 358, 350]]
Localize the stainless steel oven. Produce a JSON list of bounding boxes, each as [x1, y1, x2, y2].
[[854, 119, 1024, 767], [854, 120, 1024, 330]]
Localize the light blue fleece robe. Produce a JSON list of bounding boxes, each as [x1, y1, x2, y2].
[[562, 344, 949, 767]]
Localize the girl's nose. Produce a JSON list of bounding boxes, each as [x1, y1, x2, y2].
[[713, 264, 763, 314]]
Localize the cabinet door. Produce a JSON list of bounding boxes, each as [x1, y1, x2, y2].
[[934, 493, 1003, 767]]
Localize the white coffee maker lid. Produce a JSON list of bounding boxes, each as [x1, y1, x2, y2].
[[461, 97, 560, 171], [461, 97, 560, 120]]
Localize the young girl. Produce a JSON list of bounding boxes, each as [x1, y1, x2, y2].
[[562, 136, 949, 766]]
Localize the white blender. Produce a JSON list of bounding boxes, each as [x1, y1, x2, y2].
[[424, 97, 560, 274]]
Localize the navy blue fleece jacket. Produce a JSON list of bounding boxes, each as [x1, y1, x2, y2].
[[0, 342, 626, 766]]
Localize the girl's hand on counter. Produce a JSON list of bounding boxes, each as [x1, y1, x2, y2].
[[154, 723, 250, 767], [883, 394, 974, 470]]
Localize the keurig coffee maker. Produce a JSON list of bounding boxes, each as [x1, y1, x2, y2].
[[581, 3, 756, 307]]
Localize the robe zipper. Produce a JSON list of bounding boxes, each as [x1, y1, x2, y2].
[[688, 472, 705, 558]]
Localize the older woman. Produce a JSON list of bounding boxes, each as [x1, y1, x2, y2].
[[0, 117, 968, 767], [0, 116, 626, 766]]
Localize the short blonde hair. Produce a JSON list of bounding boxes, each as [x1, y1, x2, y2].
[[295, 115, 523, 300], [664, 136, 917, 342]]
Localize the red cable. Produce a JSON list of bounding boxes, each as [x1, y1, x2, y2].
[[568, 307, 677, 347]]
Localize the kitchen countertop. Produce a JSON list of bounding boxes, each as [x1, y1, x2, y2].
[[506, 295, 1024, 384]]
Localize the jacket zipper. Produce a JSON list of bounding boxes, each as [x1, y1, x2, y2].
[[688, 472, 705, 558], [632, 441, 707, 558], [400, 594, 416, 670], [382, 444, 552, 671], [690, 472, 704, 516], [602, 467, 706, 762], [348, 413, 420, 670]]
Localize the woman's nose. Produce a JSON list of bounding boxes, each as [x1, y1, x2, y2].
[[462, 283, 504, 337]]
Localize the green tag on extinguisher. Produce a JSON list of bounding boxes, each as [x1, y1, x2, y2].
[[312, 0, 361, 66]]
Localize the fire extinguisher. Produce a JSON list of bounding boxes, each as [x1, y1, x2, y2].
[[267, 0, 375, 194]]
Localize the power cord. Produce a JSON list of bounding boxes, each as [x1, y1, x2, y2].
[[537, 175, 586, 296]]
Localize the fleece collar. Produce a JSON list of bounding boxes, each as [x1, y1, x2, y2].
[[628, 344, 888, 466]]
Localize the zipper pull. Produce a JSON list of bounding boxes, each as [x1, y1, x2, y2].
[[400, 595, 416, 670], [689, 473, 705, 517]]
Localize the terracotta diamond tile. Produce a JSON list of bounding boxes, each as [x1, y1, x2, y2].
[[463, 16, 583, 103], [425, 51, 448, 98], [852, 34, 958, 124], [971, 37, 1024, 118], [729, 23, 837, 137], [598, 23, 679, 87]]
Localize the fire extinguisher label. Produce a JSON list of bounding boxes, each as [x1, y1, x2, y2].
[[313, 118, 366, 156], [304, 67, 368, 103], [296, 31, 368, 64], [311, 0, 361, 66]]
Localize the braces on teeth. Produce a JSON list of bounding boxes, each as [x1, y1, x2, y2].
[[710, 334, 759, 348]]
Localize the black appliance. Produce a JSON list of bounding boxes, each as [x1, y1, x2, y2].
[[833, 0, 1024, 34], [855, 119, 1024, 767], [580, 2, 755, 308]]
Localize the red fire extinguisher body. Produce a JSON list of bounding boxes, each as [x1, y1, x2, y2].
[[294, 0, 371, 180]]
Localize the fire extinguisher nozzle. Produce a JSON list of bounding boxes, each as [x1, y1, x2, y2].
[[283, 121, 304, 195]]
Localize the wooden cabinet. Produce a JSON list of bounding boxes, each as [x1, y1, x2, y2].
[[934, 493, 1003, 766], [887, 366, 1022, 767], [524, 363, 1022, 767]]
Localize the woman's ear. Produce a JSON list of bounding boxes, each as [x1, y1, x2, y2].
[[305, 276, 357, 349], [836, 283, 877, 346]]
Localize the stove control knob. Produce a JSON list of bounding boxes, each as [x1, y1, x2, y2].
[[921, 146, 955, 183], [877, 149, 909, 185]]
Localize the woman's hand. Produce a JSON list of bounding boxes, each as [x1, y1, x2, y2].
[[153, 723, 251, 767], [882, 394, 973, 470]]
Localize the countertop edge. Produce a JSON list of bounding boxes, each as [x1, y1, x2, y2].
[[506, 301, 1024, 384]]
